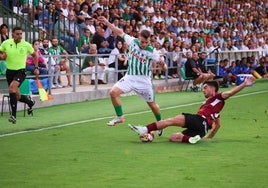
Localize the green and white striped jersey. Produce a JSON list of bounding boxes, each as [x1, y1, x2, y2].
[[123, 34, 160, 77]]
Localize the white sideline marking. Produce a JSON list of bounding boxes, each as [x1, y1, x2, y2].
[[0, 90, 267, 138]]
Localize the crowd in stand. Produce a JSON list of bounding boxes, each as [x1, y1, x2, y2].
[[1, 0, 268, 88]]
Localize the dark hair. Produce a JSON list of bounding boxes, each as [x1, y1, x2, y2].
[[203, 80, 219, 92], [32, 39, 39, 45], [12, 27, 22, 33], [0, 24, 8, 30], [140, 30, 151, 39]]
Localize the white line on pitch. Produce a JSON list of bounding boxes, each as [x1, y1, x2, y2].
[[0, 90, 267, 138]]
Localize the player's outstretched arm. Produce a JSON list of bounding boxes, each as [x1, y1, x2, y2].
[[204, 118, 221, 139], [221, 76, 255, 99], [97, 16, 124, 37]]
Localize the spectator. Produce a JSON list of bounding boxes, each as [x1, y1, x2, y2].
[[227, 60, 240, 84], [122, 7, 131, 21], [61, 0, 69, 17], [105, 17, 120, 39], [107, 40, 128, 80], [91, 0, 105, 13], [54, 0, 63, 21], [140, 19, 153, 35], [0, 24, 9, 44], [170, 44, 181, 78], [26, 40, 48, 77], [20, 0, 39, 22], [78, 28, 92, 54], [39, 38, 62, 89], [2, 0, 16, 10], [38, 2, 55, 39], [54, 12, 78, 54], [73, 2, 81, 16], [66, 12, 80, 53], [48, 38, 72, 87], [77, 4, 91, 35], [92, 27, 112, 54], [151, 10, 164, 24], [241, 57, 254, 74], [81, 43, 107, 85], [167, 18, 179, 37], [185, 52, 214, 91], [254, 57, 268, 78], [80, 0, 93, 15], [84, 17, 96, 35], [153, 41, 166, 80], [67, 1, 75, 16]]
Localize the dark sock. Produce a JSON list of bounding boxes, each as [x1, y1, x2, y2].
[[182, 135, 190, 143], [146, 122, 157, 132], [154, 113, 161, 121], [114, 105, 123, 117], [19, 95, 33, 107], [9, 93, 17, 117]]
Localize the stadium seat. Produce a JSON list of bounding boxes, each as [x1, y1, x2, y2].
[[1, 79, 32, 117], [180, 67, 194, 91]]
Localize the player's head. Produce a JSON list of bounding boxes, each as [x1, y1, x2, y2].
[[12, 27, 23, 43], [138, 30, 151, 50], [202, 80, 219, 98]]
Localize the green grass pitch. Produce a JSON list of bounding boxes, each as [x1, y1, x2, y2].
[[0, 79, 267, 188]]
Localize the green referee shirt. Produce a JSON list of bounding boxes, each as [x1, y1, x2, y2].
[[0, 39, 34, 70]]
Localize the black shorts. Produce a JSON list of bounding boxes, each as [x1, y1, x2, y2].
[[182, 113, 209, 137], [6, 69, 26, 86]]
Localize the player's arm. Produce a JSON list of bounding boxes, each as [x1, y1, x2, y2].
[[0, 51, 6, 60], [98, 16, 124, 37], [158, 59, 167, 71], [205, 118, 221, 139], [31, 51, 40, 76], [221, 76, 255, 99]]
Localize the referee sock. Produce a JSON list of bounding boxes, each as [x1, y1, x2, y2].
[[9, 93, 17, 117], [19, 95, 31, 107]]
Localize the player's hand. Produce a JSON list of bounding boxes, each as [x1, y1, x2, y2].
[[159, 60, 167, 71], [0, 52, 7, 60], [244, 76, 255, 86], [97, 16, 108, 24], [34, 69, 40, 76]]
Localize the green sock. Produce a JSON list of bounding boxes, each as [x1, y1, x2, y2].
[[114, 106, 123, 117], [154, 113, 161, 121]]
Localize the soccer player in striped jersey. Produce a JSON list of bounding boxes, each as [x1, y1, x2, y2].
[[98, 16, 167, 136]]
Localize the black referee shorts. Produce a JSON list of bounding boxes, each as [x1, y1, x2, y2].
[[6, 69, 26, 86]]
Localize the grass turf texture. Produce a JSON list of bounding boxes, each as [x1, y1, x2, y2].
[[0, 79, 267, 187]]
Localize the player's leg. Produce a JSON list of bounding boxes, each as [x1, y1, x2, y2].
[[107, 76, 133, 126], [15, 70, 35, 116], [171, 113, 207, 144], [147, 101, 163, 136], [169, 132, 201, 144], [107, 86, 125, 126], [129, 114, 186, 135]]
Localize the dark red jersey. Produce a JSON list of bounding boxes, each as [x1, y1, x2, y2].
[[197, 93, 225, 127]]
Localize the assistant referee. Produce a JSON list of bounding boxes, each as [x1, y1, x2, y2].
[[0, 27, 39, 124]]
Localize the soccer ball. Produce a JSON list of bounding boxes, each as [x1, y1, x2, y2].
[[140, 132, 154, 142]]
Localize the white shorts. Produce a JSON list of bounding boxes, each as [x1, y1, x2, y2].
[[114, 75, 155, 102]]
